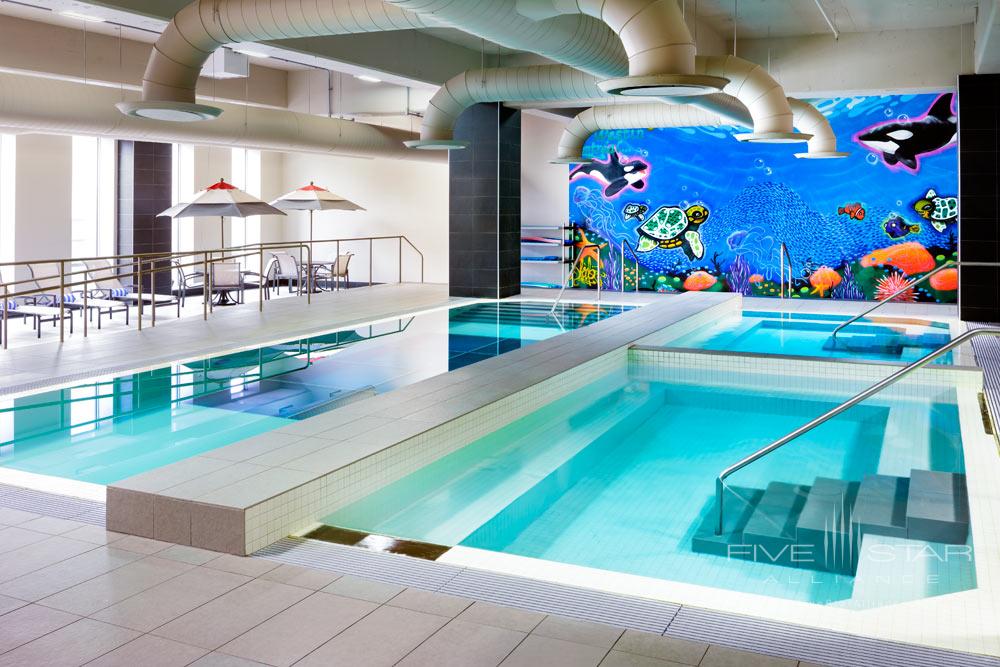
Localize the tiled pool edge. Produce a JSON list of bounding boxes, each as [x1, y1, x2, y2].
[[107, 292, 741, 555]]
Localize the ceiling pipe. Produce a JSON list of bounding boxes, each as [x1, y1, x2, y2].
[[0, 71, 441, 162], [788, 98, 849, 158], [120, 0, 436, 121], [553, 103, 732, 163], [512, 0, 727, 96]]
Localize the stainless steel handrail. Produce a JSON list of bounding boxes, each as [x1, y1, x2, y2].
[[550, 243, 602, 314], [779, 242, 793, 300], [714, 327, 1000, 534], [620, 239, 641, 293]]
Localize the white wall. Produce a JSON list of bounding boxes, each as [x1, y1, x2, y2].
[[14, 134, 72, 263], [521, 112, 569, 227], [281, 152, 448, 284]]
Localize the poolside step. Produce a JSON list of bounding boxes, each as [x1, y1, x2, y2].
[[851, 474, 910, 538], [690, 486, 765, 558], [740, 482, 810, 567], [906, 469, 969, 543], [796, 477, 860, 574]]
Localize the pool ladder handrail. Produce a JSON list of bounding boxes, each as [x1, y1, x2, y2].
[[714, 327, 1000, 535], [830, 260, 958, 340], [550, 243, 602, 315], [779, 242, 793, 300], [620, 239, 641, 293]]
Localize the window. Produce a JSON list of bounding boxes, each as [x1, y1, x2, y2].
[[231, 148, 262, 248], [70, 136, 115, 258], [171, 144, 195, 253], [0, 134, 14, 282]]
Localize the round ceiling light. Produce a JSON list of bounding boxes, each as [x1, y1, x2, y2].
[[116, 101, 223, 122], [599, 74, 729, 97], [404, 139, 469, 150], [734, 131, 813, 143]]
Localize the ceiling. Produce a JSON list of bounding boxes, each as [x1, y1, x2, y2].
[[694, 0, 980, 39]]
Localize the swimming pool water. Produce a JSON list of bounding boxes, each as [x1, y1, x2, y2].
[[665, 310, 954, 363], [323, 367, 971, 607], [0, 301, 631, 484]]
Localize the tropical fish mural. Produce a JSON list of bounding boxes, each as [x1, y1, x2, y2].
[[568, 92, 958, 303]]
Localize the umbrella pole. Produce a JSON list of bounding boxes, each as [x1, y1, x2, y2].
[[220, 216, 225, 252]]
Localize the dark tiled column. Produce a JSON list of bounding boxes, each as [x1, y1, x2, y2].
[[958, 74, 1000, 322], [449, 103, 521, 298], [117, 141, 173, 293]]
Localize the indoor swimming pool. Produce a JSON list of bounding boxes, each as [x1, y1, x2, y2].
[[664, 310, 954, 363], [0, 301, 630, 484], [322, 364, 973, 608]]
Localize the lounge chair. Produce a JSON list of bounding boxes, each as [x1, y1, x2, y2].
[[0, 297, 72, 344], [84, 259, 180, 318], [28, 263, 129, 329]]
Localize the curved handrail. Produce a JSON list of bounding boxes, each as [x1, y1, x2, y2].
[[620, 239, 641, 293], [831, 261, 956, 340], [400, 236, 425, 283], [779, 242, 793, 299], [550, 243, 601, 315], [714, 327, 1000, 534]]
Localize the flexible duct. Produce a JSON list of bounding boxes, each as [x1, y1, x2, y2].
[[788, 98, 849, 158], [0, 72, 442, 162], [512, 0, 727, 96], [554, 103, 731, 162]]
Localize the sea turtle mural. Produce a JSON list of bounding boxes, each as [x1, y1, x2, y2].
[[625, 204, 710, 260]]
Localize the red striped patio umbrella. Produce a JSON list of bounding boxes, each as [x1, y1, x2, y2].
[[270, 182, 365, 243], [159, 178, 286, 248]]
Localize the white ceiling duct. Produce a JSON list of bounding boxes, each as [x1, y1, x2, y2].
[[513, 0, 727, 96], [692, 55, 807, 143], [788, 98, 850, 159], [0, 71, 441, 162], [554, 103, 730, 163], [383, 0, 628, 79], [121, 0, 435, 122]]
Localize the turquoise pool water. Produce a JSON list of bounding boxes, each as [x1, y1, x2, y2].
[[324, 368, 972, 606], [665, 310, 954, 363], [0, 301, 630, 484]]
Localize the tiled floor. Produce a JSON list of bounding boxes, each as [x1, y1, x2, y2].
[[0, 506, 817, 667]]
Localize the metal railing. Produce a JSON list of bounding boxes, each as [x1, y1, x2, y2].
[[550, 244, 602, 314], [620, 239, 641, 293], [0, 235, 424, 350], [778, 242, 793, 300], [713, 327, 1000, 534]]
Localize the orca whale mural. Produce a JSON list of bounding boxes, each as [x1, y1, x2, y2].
[[566, 93, 958, 303]]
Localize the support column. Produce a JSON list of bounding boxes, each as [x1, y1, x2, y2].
[[449, 103, 521, 298], [117, 141, 173, 293], [958, 74, 1000, 322]]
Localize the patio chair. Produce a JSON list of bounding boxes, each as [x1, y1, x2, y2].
[[271, 252, 305, 294], [84, 258, 180, 318], [242, 256, 278, 301], [314, 253, 354, 291], [28, 263, 129, 329], [172, 259, 205, 308], [210, 261, 245, 305]]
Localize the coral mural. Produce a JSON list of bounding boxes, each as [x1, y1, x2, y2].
[[568, 93, 958, 302]]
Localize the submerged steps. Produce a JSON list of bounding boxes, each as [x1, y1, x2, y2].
[[692, 469, 969, 576]]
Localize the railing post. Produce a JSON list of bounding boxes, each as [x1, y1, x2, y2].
[[59, 260, 65, 343], [620, 246, 624, 292], [369, 238, 373, 287], [208, 251, 214, 315], [306, 244, 312, 304], [83, 265, 88, 338], [2, 283, 8, 350], [137, 258, 144, 331], [336, 241, 341, 291], [202, 252, 209, 321], [151, 259, 157, 328], [259, 244, 264, 313], [398, 237, 402, 284]]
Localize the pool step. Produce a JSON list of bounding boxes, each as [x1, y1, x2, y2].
[[691, 469, 969, 576], [821, 331, 951, 357]]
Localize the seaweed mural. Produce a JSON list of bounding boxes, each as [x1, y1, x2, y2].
[[567, 93, 959, 303]]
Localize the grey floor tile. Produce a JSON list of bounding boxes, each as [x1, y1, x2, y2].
[[457, 601, 545, 633], [0, 594, 26, 616], [16, 517, 88, 536], [37, 556, 193, 616], [86, 634, 208, 667], [0, 508, 40, 526], [0, 618, 138, 667], [189, 653, 269, 667], [0, 547, 142, 603], [61, 525, 125, 546], [91, 567, 251, 632], [157, 544, 220, 566], [388, 588, 473, 618], [204, 554, 280, 578], [397, 619, 526, 667], [295, 605, 450, 667], [0, 604, 80, 654], [532, 616, 625, 649], [700, 645, 798, 667], [0, 527, 50, 554], [320, 574, 404, 603], [218, 592, 377, 666], [151, 579, 312, 650], [111, 536, 173, 555], [255, 563, 340, 590], [500, 634, 607, 667], [613, 630, 708, 665], [0, 537, 95, 584], [600, 650, 690, 667]]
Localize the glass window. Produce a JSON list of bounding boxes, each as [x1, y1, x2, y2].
[[0, 134, 14, 282], [71, 136, 116, 258], [171, 144, 195, 253], [231, 148, 262, 249]]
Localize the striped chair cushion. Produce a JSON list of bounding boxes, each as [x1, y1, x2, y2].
[[0, 301, 16, 312], [108, 288, 130, 297]]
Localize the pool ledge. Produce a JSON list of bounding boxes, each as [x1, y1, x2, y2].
[[107, 292, 741, 554]]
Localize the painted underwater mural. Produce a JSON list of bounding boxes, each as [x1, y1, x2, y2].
[[568, 92, 958, 302]]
